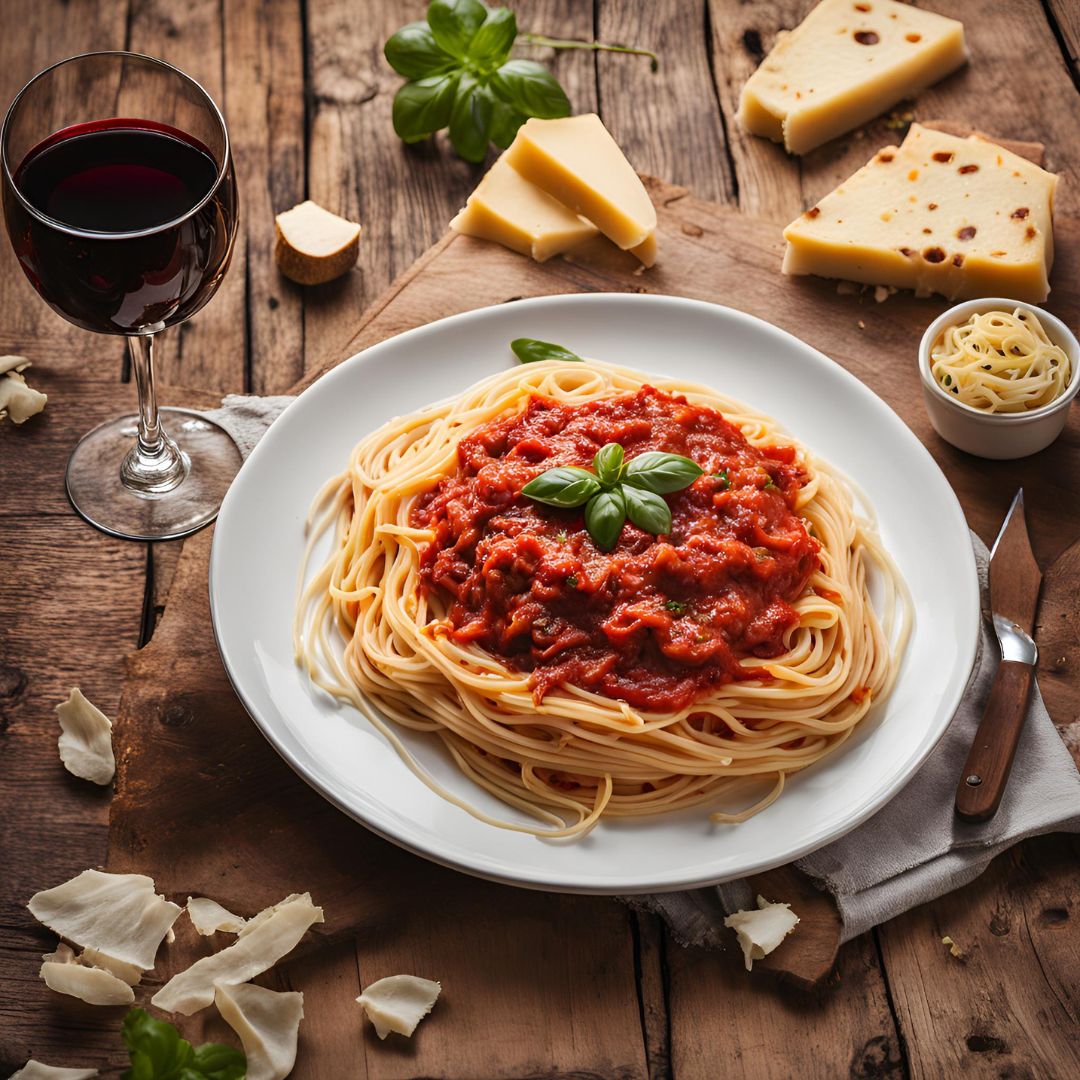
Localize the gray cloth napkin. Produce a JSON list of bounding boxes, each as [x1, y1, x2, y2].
[[204, 394, 1080, 947]]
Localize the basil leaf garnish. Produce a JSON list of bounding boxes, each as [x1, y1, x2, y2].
[[427, 0, 488, 59], [392, 73, 460, 142], [384, 21, 457, 78], [624, 451, 703, 494], [584, 488, 626, 552], [622, 484, 672, 536], [510, 337, 583, 364], [489, 59, 571, 119], [521, 466, 601, 508], [592, 443, 624, 486]]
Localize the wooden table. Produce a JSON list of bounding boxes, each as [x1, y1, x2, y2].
[[2, 2, 1078, 1077]]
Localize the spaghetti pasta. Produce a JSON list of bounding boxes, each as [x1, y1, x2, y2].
[[930, 306, 1071, 413], [293, 359, 911, 839]]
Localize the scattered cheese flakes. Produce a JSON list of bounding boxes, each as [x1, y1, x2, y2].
[[873, 284, 897, 303], [0, 357, 47, 424], [27, 870, 182, 972], [187, 896, 248, 936], [214, 982, 304, 1080], [941, 934, 966, 959], [40, 944, 134, 1006], [9, 1061, 98, 1079], [356, 975, 442, 1040], [152, 893, 323, 1015], [724, 895, 800, 971], [79, 947, 142, 986], [55, 689, 115, 786]]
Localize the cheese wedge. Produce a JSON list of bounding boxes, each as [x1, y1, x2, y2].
[[738, 0, 967, 155], [505, 114, 657, 261], [450, 157, 598, 262], [275, 201, 361, 285], [782, 124, 1057, 302]]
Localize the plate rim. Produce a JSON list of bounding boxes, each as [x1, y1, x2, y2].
[[209, 292, 981, 894]]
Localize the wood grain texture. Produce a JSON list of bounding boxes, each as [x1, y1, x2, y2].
[[1038, 537, 1080, 758]]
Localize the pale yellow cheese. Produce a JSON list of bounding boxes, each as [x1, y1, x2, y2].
[[274, 201, 361, 285], [505, 114, 657, 257], [782, 125, 1057, 302], [449, 157, 598, 262], [739, 0, 967, 155]]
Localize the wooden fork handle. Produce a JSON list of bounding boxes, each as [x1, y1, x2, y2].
[[955, 661, 1036, 823]]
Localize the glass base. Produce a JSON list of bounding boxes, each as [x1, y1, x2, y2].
[[65, 407, 242, 541]]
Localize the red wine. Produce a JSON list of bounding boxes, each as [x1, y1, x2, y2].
[[3, 119, 236, 334]]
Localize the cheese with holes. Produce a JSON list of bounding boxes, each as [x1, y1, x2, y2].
[[738, 0, 967, 155], [782, 124, 1057, 302], [450, 157, 598, 262], [505, 114, 657, 263]]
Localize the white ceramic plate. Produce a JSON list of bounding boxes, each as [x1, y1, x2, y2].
[[210, 294, 979, 894]]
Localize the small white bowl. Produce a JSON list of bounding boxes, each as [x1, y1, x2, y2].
[[918, 297, 1080, 460]]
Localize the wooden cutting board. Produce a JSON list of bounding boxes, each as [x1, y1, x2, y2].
[[106, 156, 1080, 1066]]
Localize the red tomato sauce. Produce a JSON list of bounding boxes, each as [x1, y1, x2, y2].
[[412, 387, 821, 711]]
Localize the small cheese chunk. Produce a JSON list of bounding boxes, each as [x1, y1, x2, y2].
[[738, 0, 967, 155], [28, 870, 182, 973], [450, 156, 599, 262], [275, 201, 361, 285], [214, 982, 304, 1080], [152, 892, 323, 1015], [505, 114, 657, 257], [783, 124, 1057, 302], [40, 944, 135, 1006], [55, 688, 115, 786], [10, 1061, 99, 1079], [187, 896, 248, 935], [724, 896, 800, 971], [356, 975, 441, 1040], [0, 357, 47, 424]]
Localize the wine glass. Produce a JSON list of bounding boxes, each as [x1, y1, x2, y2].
[[1, 52, 241, 540]]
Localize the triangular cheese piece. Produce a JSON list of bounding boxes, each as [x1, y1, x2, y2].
[[738, 0, 967, 155], [56, 688, 115, 785], [782, 124, 1056, 302], [356, 974, 441, 1040]]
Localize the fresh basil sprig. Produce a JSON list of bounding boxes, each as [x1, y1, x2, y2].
[[385, 1, 657, 162], [121, 1008, 245, 1080], [522, 443, 702, 550], [511, 337, 583, 364]]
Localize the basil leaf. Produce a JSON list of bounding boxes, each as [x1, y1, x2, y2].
[[468, 6, 517, 67], [624, 451, 703, 495], [490, 59, 571, 119], [489, 96, 526, 149], [593, 443, 624, 486], [522, 466, 601, 508], [622, 485, 672, 536], [585, 488, 625, 551], [392, 73, 460, 142], [122, 1010, 193, 1078], [510, 337, 583, 364], [448, 74, 494, 163], [384, 21, 457, 78], [427, 0, 488, 59], [191, 1043, 246, 1079]]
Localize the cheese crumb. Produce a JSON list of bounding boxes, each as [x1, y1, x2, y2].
[[941, 934, 966, 959], [28, 870, 182, 973], [0, 356, 47, 424], [56, 689, 115, 786], [40, 943, 134, 1006], [214, 982, 304, 1080], [187, 896, 248, 935], [152, 892, 323, 1015], [724, 895, 800, 971], [357, 975, 442, 1040], [9, 1061, 98, 1079]]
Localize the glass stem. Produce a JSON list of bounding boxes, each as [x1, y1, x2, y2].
[[120, 333, 188, 496]]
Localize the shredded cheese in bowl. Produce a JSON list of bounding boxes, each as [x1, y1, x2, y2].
[[930, 306, 1071, 413]]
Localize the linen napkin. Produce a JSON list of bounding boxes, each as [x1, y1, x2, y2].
[[202, 394, 1080, 947]]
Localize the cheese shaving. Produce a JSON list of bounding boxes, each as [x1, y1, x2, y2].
[[214, 982, 304, 1080], [28, 870, 182, 972], [55, 688, 115, 785], [724, 895, 800, 971], [40, 944, 134, 1006], [9, 1062, 98, 1079], [79, 947, 142, 986], [356, 975, 442, 1040], [152, 892, 323, 1015], [0, 357, 47, 423], [187, 896, 248, 935]]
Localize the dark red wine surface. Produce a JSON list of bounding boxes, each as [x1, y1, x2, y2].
[[3, 119, 236, 334]]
